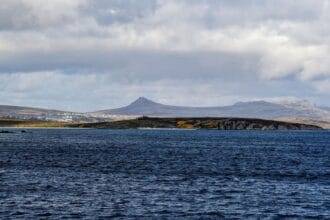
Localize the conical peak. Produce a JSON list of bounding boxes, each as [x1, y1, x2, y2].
[[129, 97, 158, 106]]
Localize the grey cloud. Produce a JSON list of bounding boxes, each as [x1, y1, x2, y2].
[[82, 0, 158, 25], [0, 70, 317, 111], [0, 0, 329, 109], [0, 48, 260, 83], [0, 1, 30, 30], [0, 0, 84, 31]]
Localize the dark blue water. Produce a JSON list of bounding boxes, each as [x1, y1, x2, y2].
[[0, 129, 329, 219]]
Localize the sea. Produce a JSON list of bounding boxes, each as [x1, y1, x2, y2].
[[0, 129, 329, 219]]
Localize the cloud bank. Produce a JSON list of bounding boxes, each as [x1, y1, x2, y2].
[[0, 0, 329, 111]]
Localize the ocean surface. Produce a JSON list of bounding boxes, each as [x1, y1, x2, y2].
[[0, 129, 329, 219]]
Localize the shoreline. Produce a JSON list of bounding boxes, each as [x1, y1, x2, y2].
[[1, 127, 328, 132]]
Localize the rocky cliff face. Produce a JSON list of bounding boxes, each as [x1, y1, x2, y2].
[[177, 118, 320, 130]]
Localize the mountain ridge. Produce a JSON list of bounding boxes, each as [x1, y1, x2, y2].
[[92, 97, 330, 119]]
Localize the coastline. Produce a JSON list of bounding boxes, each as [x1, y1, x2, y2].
[[0, 117, 324, 130]]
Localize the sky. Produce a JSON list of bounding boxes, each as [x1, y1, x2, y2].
[[0, 0, 329, 111]]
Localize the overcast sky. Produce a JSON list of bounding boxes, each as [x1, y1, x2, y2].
[[0, 0, 329, 111]]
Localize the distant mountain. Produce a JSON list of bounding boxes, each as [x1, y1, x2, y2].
[[277, 100, 330, 117], [0, 105, 64, 118], [91, 97, 330, 120]]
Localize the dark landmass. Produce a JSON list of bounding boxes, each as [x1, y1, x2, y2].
[[70, 117, 322, 130]]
